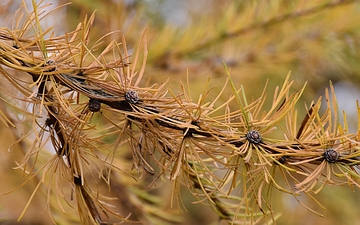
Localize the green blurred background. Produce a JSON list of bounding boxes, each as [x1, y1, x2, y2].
[[1, 0, 360, 224]]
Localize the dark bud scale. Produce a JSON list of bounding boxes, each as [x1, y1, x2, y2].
[[89, 98, 101, 112], [278, 156, 287, 164], [74, 176, 82, 185], [324, 148, 339, 163], [45, 59, 55, 65], [125, 90, 140, 104], [45, 117, 56, 127], [246, 130, 262, 144]]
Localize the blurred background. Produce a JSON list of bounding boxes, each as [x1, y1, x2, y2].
[[1, 0, 360, 224]]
